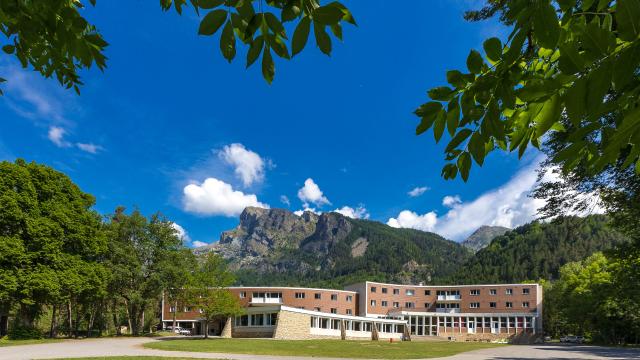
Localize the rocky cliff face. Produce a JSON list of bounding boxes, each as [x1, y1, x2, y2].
[[461, 225, 510, 252]]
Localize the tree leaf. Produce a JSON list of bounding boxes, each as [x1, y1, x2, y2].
[[262, 47, 275, 84], [265, 12, 287, 39], [219, 20, 236, 62], [313, 5, 344, 25], [468, 132, 486, 166], [534, 94, 561, 139], [446, 100, 460, 136], [198, 9, 227, 35], [197, 0, 224, 9], [446, 70, 468, 88], [246, 35, 264, 68], [533, 2, 560, 48], [269, 35, 290, 59], [445, 129, 472, 152], [457, 152, 471, 182], [313, 21, 331, 55], [282, 1, 301, 22], [483, 37, 502, 62], [2, 45, 15, 54], [616, 0, 640, 41], [466, 50, 483, 74], [292, 17, 311, 56], [330, 23, 343, 40], [428, 86, 454, 101], [564, 77, 587, 126], [586, 61, 612, 114]]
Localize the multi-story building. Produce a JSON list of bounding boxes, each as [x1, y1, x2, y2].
[[162, 281, 542, 342]]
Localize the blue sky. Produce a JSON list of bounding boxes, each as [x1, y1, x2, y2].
[[0, 1, 546, 246]]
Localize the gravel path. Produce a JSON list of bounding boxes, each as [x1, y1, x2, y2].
[[0, 337, 638, 360]]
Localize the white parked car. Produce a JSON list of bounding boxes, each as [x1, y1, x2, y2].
[[560, 335, 584, 343], [178, 328, 191, 335]]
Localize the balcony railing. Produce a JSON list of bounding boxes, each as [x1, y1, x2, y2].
[[250, 297, 283, 305], [436, 295, 461, 301], [436, 308, 461, 313]]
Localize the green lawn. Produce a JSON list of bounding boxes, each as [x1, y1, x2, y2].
[[145, 339, 504, 359], [0, 338, 62, 347]]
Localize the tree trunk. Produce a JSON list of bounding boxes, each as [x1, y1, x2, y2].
[[73, 305, 81, 338], [87, 305, 95, 338], [49, 305, 57, 338], [67, 300, 73, 338], [124, 299, 134, 335], [112, 299, 121, 336], [172, 300, 177, 331], [141, 310, 145, 335], [204, 320, 209, 339]]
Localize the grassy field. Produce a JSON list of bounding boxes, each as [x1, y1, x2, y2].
[[145, 338, 504, 359], [0, 338, 62, 347]]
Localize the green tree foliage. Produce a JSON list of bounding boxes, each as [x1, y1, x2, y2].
[[0, 159, 107, 333], [105, 207, 193, 335], [0, 0, 108, 94], [547, 250, 640, 343], [416, 0, 640, 181], [187, 253, 242, 338], [449, 215, 628, 284]]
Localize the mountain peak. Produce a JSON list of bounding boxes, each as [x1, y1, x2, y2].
[[461, 225, 510, 252]]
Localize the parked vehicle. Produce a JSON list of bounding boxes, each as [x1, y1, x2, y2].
[[560, 335, 584, 343], [178, 328, 192, 335]]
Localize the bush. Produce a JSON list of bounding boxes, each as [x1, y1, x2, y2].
[[7, 327, 42, 340]]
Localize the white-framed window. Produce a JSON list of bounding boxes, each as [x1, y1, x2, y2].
[[371, 287, 377, 293], [490, 289, 497, 295], [424, 302, 430, 308], [490, 302, 497, 308], [169, 306, 176, 313], [406, 289, 415, 296], [346, 309, 352, 315], [331, 294, 338, 301], [393, 289, 400, 295], [295, 292, 305, 299], [370, 300, 376, 307], [346, 295, 353, 302], [314, 307, 321, 312], [330, 308, 337, 314], [381, 301, 388, 307], [424, 290, 431, 296], [382, 287, 388, 294], [393, 302, 399, 308], [522, 302, 530, 308], [470, 289, 480, 296], [404, 302, 415, 308], [522, 288, 530, 295], [314, 293, 321, 299], [506, 288, 513, 295], [239, 291, 246, 298], [506, 302, 513, 308], [470, 302, 480, 308], [183, 306, 191, 312]]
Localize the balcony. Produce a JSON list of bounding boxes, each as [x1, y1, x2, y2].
[[437, 295, 461, 301], [250, 297, 283, 305], [436, 308, 461, 313]]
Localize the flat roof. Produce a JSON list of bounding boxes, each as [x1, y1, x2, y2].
[[229, 286, 357, 294]]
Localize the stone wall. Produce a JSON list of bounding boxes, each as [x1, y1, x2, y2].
[[273, 310, 313, 340], [220, 317, 232, 338]]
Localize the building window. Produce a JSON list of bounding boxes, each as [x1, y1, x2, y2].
[[346, 309, 352, 315], [235, 315, 249, 326], [371, 286, 377, 293], [470, 289, 480, 296], [506, 288, 513, 295], [393, 289, 400, 295], [490, 302, 497, 308], [239, 291, 246, 298], [331, 294, 338, 301], [169, 306, 176, 313], [424, 302, 430, 308], [315, 293, 321, 299], [381, 301, 388, 307], [346, 295, 353, 302], [295, 292, 305, 299], [424, 290, 431, 296], [406, 289, 415, 296], [393, 302, 399, 308], [506, 302, 513, 308], [405, 302, 415, 308], [331, 308, 337, 314], [522, 288, 530, 295], [470, 302, 480, 308], [490, 289, 497, 295], [314, 307, 321, 312], [522, 302, 530, 308], [370, 300, 376, 307], [382, 287, 388, 294], [183, 306, 191, 312], [199, 308, 203, 314], [251, 314, 264, 326]]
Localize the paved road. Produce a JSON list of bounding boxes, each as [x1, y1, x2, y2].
[[0, 337, 638, 360]]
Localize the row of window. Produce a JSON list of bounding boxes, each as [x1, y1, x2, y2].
[[370, 287, 531, 296], [309, 317, 404, 333], [234, 313, 278, 327], [368, 301, 531, 309], [241, 291, 354, 302]]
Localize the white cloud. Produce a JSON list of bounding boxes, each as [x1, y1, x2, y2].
[[182, 177, 269, 217], [76, 142, 102, 154], [387, 210, 438, 232], [333, 206, 370, 219], [192, 240, 209, 248], [388, 157, 577, 241], [48, 126, 70, 147], [170, 222, 191, 243], [297, 178, 331, 208], [408, 186, 429, 197], [219, 143, 265, 187], [280, 195, 291, 206], [442, 195, 462, 208], [2, 65, 67, 123], [294, 208, 320, 216]]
